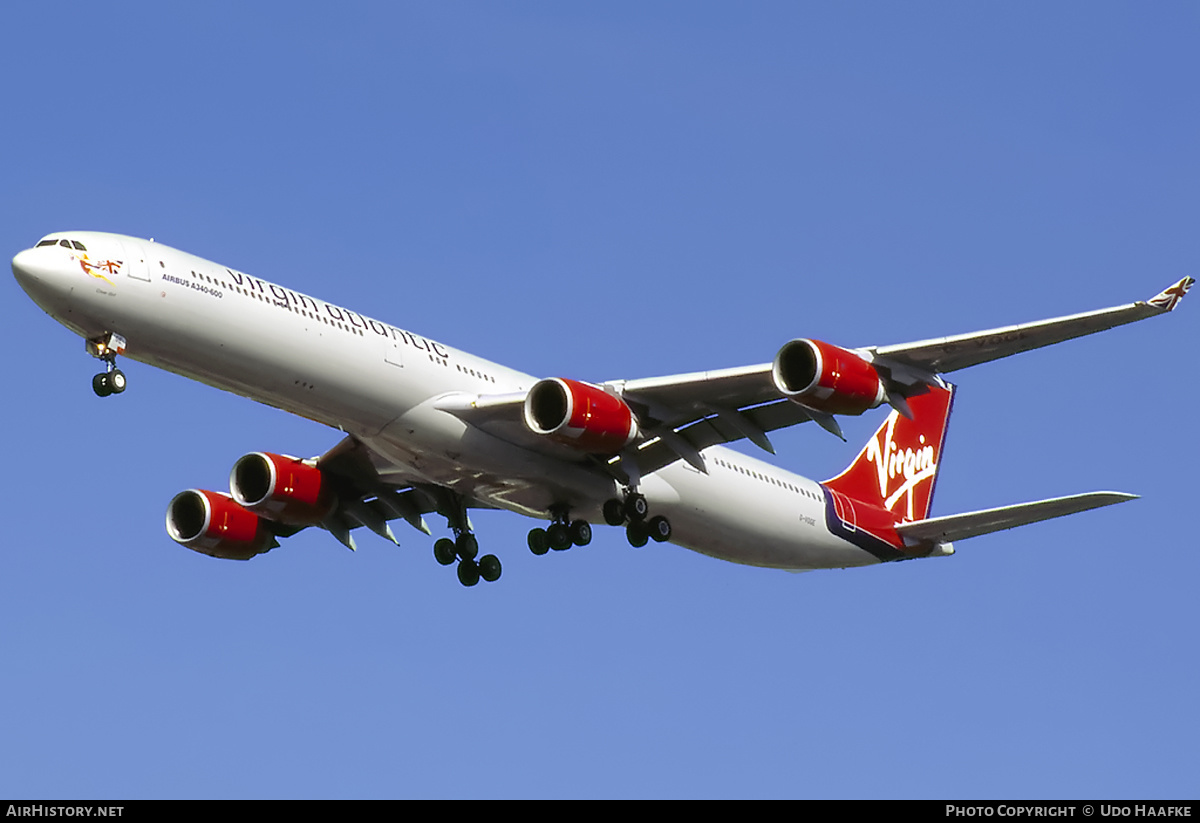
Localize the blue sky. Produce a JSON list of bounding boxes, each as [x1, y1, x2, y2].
[[2, 2, 1197, 799]]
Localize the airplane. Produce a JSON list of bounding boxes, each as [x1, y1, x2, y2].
[[11, 231, 1193, 586]]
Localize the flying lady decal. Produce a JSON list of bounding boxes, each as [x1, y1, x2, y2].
[[75, 253, 122, 288]]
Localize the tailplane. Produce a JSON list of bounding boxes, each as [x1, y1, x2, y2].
[[895, 492, 1137, 544], [823, 383, 1137, 557]]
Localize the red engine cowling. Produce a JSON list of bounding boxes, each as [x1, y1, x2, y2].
[[772, 338, 886, 416], [523, 378, 639, 455], [165, 489, 275, 560], [229, 452, 334, 525]]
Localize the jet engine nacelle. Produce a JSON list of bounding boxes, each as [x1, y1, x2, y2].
[[524, 377, 639, 455], [772, 338, 886, 416], [229, 452, 334, 525], [165, 489, 276, 560]]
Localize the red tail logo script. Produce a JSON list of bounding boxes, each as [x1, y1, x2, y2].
[[823, 385, 954, 522]]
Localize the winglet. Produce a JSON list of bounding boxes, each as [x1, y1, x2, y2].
[[1146, 276, 1194, 312]]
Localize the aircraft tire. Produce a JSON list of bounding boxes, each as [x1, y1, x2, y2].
[[648, 516, 672, 543], [109, 369, 127, 394], [479, 554, 502, 582], [457, 559, 480, 587], [434, 538, 457, 566], [528, 528, 550, 555], [455, 533, 479, 561], [626, 521, 649, 548], [569, 520, 592, 546], [92, 373, 112, 397], [602, 499, 625, 526], [547, 522, 571, 551], [624, 494, 649, 523]]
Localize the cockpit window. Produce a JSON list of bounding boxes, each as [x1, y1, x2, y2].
[[70, 240, 87, 251], [35, 239, 57, 247], [59, 239, 72, 248]]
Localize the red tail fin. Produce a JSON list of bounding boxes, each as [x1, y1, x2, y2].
[[823, 385, 955, 522]]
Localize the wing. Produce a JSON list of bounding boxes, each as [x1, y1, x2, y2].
[[309, 436, 495, 551], [871, 277, 1195, 375], [440, 277, 1193, 478], [436, 377, 818, 480]]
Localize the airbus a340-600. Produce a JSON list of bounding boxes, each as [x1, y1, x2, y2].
[[12, 232, 1193, 585]]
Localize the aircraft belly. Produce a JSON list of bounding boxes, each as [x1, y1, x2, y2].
[[648, 457, 878, 570]]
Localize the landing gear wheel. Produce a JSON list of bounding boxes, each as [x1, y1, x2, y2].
[[648, 515, 672, 543], [478, 554, 502, 582], [92, 373, 112, 397], [108, 369, 127, 394], [528, 528, 550, 556], [603, 499, 626, 526], [626, 521, 649, 548], [547, 522, 572, 551], [569, 520, 592, 547], [455, 532, 479, 561], [624, 494, 649, 523], [457, 559, 480, 587], [434, 538, 457, 566]]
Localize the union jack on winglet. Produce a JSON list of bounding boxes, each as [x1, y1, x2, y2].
[[1147, 276, 1194, 312]]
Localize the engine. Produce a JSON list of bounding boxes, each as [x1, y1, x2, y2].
[[523, 378, 639, 454], [165, 489, 275, 560], [771, 338, 886, 416], [229, 452, 334, 525]]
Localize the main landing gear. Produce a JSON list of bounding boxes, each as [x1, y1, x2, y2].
[[87, 333, 128, 397], [527, 506, 592, 556], [434, 532, 502, 587], [603, 492, 671, 548], [431, 492, 501, 587]]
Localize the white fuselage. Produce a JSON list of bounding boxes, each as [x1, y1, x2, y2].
[[13, 232, 877, 571]]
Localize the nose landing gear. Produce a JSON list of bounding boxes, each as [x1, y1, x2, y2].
[[87, 333, 128, 397]]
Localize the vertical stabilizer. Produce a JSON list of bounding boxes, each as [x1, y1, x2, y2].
[[823, 385, 955, 522]]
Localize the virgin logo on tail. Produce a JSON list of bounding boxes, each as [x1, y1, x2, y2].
[[864, 414, 937, 520], [823, 385, 954, 524]]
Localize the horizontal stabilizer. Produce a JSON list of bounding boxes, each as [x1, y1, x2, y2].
[[895, 492, 1137, 545]]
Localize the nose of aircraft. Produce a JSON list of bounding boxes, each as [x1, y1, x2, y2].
[[12, 244, 73, 314], [11, 247, 44, 289]]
